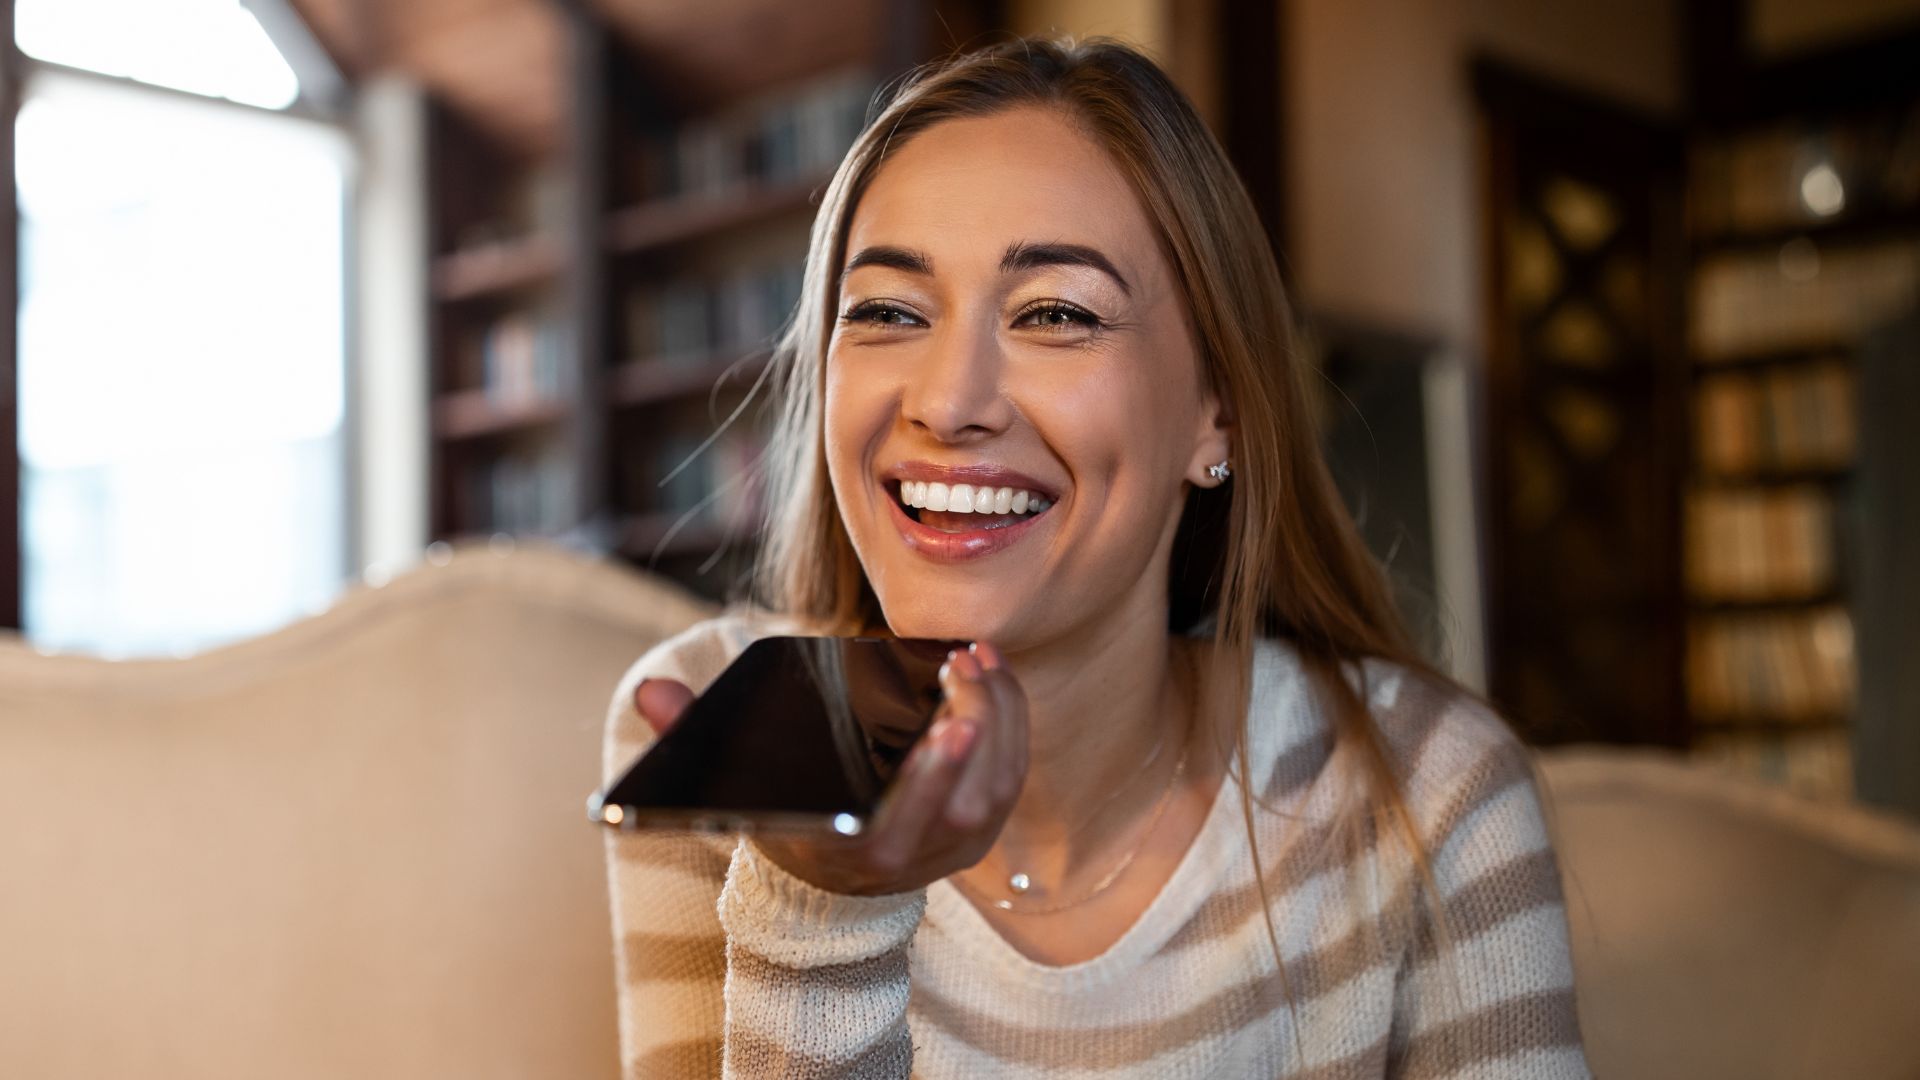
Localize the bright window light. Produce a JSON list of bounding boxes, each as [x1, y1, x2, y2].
[[16, 0, 301, 110], [17, 68, 350, 657]]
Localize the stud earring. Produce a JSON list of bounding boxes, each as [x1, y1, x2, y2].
[[1207, 460, 1232, 483]]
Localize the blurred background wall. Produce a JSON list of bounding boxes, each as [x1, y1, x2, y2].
[[2, 0, 1916, 818]]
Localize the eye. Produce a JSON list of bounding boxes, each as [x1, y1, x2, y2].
[[839, 300, 925, 329], [1014, 301, 1103, 332]]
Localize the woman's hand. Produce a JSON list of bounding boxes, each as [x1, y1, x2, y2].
[[633, 642, 1028, 896]]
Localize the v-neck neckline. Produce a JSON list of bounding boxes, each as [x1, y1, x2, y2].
[[923, 744, 1246, 992]]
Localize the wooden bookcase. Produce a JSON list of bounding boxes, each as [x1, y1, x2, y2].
[[424, 2, 995, 601], [1681, 95, 1920, 799]]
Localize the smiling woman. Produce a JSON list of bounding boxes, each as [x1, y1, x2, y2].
[[603, 35, 1593, 1080]]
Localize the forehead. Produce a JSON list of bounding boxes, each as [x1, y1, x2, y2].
[[844, 105, 1161, 280]]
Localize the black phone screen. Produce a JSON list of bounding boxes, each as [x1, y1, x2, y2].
[[591, 636, 949, 832]]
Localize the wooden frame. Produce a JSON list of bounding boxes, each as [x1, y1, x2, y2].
[[1, 0, 18, 631]]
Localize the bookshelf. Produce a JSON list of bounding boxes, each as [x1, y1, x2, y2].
[[1681, 92, 1920, 800], [424, 2, 994, 599]]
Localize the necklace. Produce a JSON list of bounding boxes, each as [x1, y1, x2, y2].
[[966, 737, 1192, 916], [999, 716, 1173, 897], [958, 645, 1199, 916]]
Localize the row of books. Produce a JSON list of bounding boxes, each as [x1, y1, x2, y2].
[[1685, 486, 1837, 600], [471, 309, 572, 404], [622, 262, 805, 363], [451, 162, 571, 254], [1691, 727, 1853, 801], [1691, 241, 1920, 358], [621, 424, 765, 531], [465, 448, 577, 537], [623, 69, 875, 203], [1688, 103, 1920, 238], [1696, 362, 1856, 475], [1686, 606, 1855, 721]]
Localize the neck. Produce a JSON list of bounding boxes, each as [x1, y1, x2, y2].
[[996, 593, 1195, 865]]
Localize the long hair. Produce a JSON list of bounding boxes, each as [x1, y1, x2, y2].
[[750, 33, 1474, 1042]]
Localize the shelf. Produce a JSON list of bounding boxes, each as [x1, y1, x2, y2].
[[1687, 590, 1845, 615], [432, 235, 564, 301], [618, 511, 758, 561], [606, 350, 771, 408], [605, 176, 826, 255], [1692, 343, 1853, 372], [1690, 465, 1853, 489], [1690, 712, 1852, 732], [433, 390, 573, 441], [1692, 209, 1920, 256]]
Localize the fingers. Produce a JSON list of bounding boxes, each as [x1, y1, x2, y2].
[[869, 711, 976, 871], [968, 642, 1029, 807], [634, 678, 693, 735], [943, 649, 1013, 828]]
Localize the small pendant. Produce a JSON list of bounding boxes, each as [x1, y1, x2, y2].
[[1007, 872, 1032, 894]]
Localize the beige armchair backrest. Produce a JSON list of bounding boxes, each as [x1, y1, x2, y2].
[[1540, 747, 1920, 1080], [0, 544, 713, 1080], [6, 551, 1917, 1079]]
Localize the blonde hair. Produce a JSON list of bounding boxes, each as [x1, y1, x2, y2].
[[750, 33, 1474, 1049]]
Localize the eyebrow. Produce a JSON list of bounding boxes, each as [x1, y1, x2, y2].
[[839, 240, 1133, 296], [841, 245, 932, 282], [1001, 241, 1133, 296]]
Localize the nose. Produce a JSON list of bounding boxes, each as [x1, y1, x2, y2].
[[900, 318, 1015, 444]]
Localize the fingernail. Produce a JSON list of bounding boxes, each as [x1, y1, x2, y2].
[[954, 651, 983, 682], [942, 719, 978, 759], [918, 721, 951, 770]]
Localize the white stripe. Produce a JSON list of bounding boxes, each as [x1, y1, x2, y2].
[[1399, 906, 1579, 1031]]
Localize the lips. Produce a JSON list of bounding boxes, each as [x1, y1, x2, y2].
[[885, 493, 1051, 561], [878, 461, 1063, 563]]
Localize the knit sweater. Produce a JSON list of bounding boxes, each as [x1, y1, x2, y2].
[[601, 615, 1593, 1078]]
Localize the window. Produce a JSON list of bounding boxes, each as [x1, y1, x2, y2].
[[15, 0, 350, 656]]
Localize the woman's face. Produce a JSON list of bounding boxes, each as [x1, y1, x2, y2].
[[825, 105, 1229, 648]]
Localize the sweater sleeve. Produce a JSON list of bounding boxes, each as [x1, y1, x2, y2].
[[716, 839, 925, 1079], [1386, 719, 1594, 1079], [605, 614, 923, 1080], [602, 624, 737, 1079]]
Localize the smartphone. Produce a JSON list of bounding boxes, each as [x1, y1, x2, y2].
[[588, 635, 951, 836]]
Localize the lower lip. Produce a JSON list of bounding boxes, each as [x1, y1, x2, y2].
[[885, 494, 1051, 563]]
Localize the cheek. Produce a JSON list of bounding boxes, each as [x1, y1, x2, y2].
[[1022, 360, 1192, 492], [823, 357, 895, 496]]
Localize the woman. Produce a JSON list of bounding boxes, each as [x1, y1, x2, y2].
[[603, 35, 1592, 1079]]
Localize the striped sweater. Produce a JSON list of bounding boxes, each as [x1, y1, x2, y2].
[[601, 615, 1593, 1078]]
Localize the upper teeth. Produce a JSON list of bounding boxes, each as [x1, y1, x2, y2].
[[899, 481, 1052, 514]]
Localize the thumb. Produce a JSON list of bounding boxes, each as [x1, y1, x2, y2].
[[634, 678, 694, 735]]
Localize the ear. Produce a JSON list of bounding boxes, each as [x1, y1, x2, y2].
[[1185, 383, 1234, 489]]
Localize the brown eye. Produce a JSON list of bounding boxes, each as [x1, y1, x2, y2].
[[841, 302, 924, 328], [1015, 302, 1101, 332]]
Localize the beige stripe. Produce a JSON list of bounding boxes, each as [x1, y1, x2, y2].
[[731, 942, 910, 995], [622, 931, 726, 984], [1262, 728, 1334, 802], [1393, 987, 1584, 1079], [728, 1013, 914, 1079], [617, 837, 731, 880], [1288, 1031, 1392, 1080], [1410, 848, 1565, 964], [1168, 710, 1453, 952], [626, 1036, 721, 1079]]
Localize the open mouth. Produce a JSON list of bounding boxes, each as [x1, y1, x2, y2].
[[887, 479, 1055, 534]]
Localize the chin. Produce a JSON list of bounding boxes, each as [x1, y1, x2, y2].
[[874, 592, 1016, 646]]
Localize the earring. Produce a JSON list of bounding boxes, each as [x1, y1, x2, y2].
[[1207, 460, 1232, 483]]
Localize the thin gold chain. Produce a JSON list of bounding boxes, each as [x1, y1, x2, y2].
[[952, 642, 1198, 916]]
